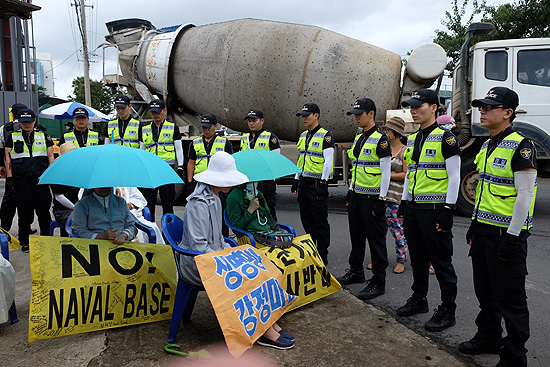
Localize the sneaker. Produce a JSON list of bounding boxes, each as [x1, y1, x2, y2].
[[256, 335, 295, 350], [279, 330, 295, 341], [357, 278, 385, 300], [396, 297, 429, 317], [424, 305, 456, 332], [20, 244, 29, 253], [458, 338, 502, 355], [30, 228, 38, 235], [336, 268, 366, 285]]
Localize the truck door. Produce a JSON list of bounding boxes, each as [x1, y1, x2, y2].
[[512, 46, 550, 158]]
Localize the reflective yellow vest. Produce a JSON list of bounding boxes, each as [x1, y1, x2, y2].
[[472, 132, 537, 230], [348, 130, 384, 194], [63, 130, 99, 147], [403, 127, 449, 203], [141, 121, 177, 164], [192, 136, 228, 174], [240, 131, 271, 151], [10, 131, 48, 160], [297, 127, 334, 179], [107, 118, 140, 147]]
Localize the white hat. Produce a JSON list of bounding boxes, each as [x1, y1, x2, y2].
[[194, 151, 249, 187]]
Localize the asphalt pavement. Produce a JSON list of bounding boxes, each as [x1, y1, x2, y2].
[[2, 178, 549, 366]]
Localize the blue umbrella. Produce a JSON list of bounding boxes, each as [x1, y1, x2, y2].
[[37, 101, 110, 122], [232, 149, 301, 181]]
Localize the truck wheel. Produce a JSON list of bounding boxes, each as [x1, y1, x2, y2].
[[456, 157, 478, 217]]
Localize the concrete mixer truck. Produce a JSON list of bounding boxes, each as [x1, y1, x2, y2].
[[103, 18, 550, 215]]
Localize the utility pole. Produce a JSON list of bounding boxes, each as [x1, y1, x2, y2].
[[78, 0, 91, 106]]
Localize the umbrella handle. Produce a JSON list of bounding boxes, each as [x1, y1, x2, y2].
[[110, 187, 113, 229]]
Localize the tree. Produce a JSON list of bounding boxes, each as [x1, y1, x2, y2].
[[433, 0, 486, 73], [68, 77, 114, 114], [482, 0, 550, 39], [32, 84, 49, 98]]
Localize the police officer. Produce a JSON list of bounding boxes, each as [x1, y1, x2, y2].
[[104, 95, 140, 147], [336, 98, 392, 300], [291, 103, 334, 265], [396, 89, 461, 332], [58, 107, 100, 147], [4, 109, 54, 252], [240, 108, 281, 220], [459, 87, 536, 367], [187, 114, 233, 235], [138, 99, 184, 220]]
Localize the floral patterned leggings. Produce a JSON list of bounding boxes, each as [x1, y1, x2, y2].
[[385, 203, 408, 263]]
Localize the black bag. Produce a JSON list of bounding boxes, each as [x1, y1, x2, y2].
[[252, 230, 294, 248]]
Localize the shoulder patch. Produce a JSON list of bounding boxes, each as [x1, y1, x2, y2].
[[445, 136, 456, 146], [380, 140, 389, 149], [271, 138, 277, 144], [520, 148, 532, 160], [325, 135, 332, 143]]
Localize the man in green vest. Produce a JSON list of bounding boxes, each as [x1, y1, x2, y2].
[[187, 114, 233, 235], [138, 99, 184, 220], [4, 108, 55, 252], [291, 103, 334, 265], [59, 107, 100, 148], [104, 95, 140, 147], [395, 89, 461, 332], [336, 98, 392, 300], [240, 108, 281, 220], [459, 87, 536, 367]]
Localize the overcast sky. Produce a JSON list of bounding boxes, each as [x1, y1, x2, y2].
[[31, 0, 509, 99]]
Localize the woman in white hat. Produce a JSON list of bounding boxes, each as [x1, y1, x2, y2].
[[177, 151, 295, 350]]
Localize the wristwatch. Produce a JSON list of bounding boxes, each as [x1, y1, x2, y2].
[[379, 194, 387, 201]]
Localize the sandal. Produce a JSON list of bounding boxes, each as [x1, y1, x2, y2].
[[429, 265, 436, 275], [393, 263, 405, 274]]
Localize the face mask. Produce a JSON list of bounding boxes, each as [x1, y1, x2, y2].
[[244, 182, 257, 200]]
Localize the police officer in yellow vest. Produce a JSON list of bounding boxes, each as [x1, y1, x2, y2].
[[4, 109, 55, 252], [395, 89, 461, 332], [240, 108, 281, 220], [291, 103, 334, 265], [336, 98, 392, 300], [104, 95, 140, 147], [138, 99, 184, 220], [458, 87, 536, 367], [59, 107, 100, 148]]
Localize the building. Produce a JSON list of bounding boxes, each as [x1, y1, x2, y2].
[[32, 52, 55, 97]]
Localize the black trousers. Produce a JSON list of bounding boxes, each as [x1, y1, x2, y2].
[[257, 180, 277, 221], [0, 182, 16, 231], [13, 176, 51, 246], [470, 230, 529, 367], [298, 187, 330, 262], [403, 205, 457, 311], [141, 184, 175, 221], [347, 194, 388, 284]]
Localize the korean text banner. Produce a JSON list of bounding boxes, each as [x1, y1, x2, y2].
[[195, 245, 297, 357], [28, 235, 177, 342], [239, 234, 341, 310]]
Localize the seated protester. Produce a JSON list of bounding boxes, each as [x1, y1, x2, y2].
[[226, 182, 293, 247], [114, 187, 164, 244], [50, 143, 81, 237], [72, 187, 137, 245], [178, 152, 295, 349]]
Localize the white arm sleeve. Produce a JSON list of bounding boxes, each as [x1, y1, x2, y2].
[[508, 171, 537, 236], [139, 142, 146, 150], [54, 193, 75, 210], [105, 137, 111, 144], [175, 140, 184, 166], [321, 147, 334, 181], [401, 176, 410, 201], [379, 156, 391, 198], [127, 187, 147, 210], [273, 148, 281, 154], [445, 155, 461, 205]]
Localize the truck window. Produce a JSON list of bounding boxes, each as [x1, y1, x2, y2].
[[485, 51, 508, 81], [517, 49, 550, 87]]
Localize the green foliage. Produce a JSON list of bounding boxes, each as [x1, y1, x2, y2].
[[433, 0, 486, 73], [32, 84, 48, 98], [482, 0, 550, 39], [68, 77, 114, 115]]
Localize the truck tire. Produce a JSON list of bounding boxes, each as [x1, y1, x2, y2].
[[456, 157, 478, 217]]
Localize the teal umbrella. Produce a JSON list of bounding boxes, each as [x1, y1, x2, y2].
[[232, 149, 301, 181]]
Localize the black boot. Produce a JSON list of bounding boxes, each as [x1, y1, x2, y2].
[[459, 338, 502, 355], [424, 305, 456, 332], [357, 278, 385, 300], [396, 297, 429, 317], [336, 268, 366, 285]]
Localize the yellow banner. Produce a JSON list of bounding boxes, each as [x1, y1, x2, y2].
[[28, 235, 177, 342], [240, 234, 341, 310]]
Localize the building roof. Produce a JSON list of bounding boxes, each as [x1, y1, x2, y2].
[[0, 0, 41, 19]]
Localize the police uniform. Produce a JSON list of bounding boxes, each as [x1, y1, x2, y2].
[[0, 118, 20, 231], [240, 128, 280, 220], [347, 126, 391, 287], [138, 119, 183, 218], [466, 126, 536, 366], [104, 117, 141, 147], [402, 122, 460, 313], [59, 129, 100, 147], [296, 124, 334, 264], [6, 127, 54, 249]]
